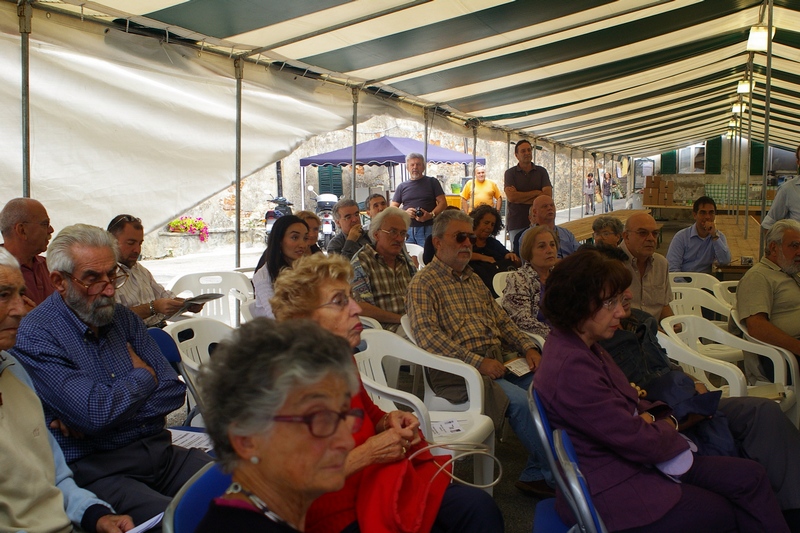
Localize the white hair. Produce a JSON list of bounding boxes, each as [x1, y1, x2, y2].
[[368, 206, 410, 242]]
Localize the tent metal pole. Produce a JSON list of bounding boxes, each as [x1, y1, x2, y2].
[[506, 132, 511, 170], [735, 99, 742, 225], [759, 0, 774, 259], [423, 108, 429, 164], [234, 58, 243, 273], [351, 89, 358, 199], [470, 126, 477, 212], [727, 127, 734, 209], [301, 167, 306, 210], [18, 0, 32, 197], [744, 66, 755, 240], [552, 143, 556, 198], [568, 149, 573, 222]]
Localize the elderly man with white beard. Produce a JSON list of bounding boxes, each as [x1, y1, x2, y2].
[[11, 224, 211, 529], [738, 219, 800, 358]]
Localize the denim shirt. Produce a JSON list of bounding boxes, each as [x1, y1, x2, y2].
[[598, 308, 674, 387]]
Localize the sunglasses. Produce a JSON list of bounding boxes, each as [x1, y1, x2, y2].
[[454, 232, 478, 245], [107, 214, 141, 232]]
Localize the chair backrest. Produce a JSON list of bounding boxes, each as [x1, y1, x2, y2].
[[163, 462, 232, 533], [670, 286, 731, 319], [405, 243, 425, 268], [492, 271, 511, 297], [529, 388, 583, 529], [163, 317, 235, 367], [400, 314, 415, 343], [358, 329, 484, 415], [553, 429, 609, 533], [168, 271, 253, 326], [148, 327, 203, 423], [712, 280, 738, 307], [359, 316, 383, 330], [669, 272, 719, 292]]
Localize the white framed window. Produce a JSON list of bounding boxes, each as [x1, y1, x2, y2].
[[678, 143, 705, 174]]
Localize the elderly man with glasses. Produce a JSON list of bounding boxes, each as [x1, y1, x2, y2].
[[11, 224, 212, 527], [620, 212, 673, 321], [0, 197, 56, 305], [406, 209, 555, 499], [107, 214, 202, 327], [350, 206, 417, 336]]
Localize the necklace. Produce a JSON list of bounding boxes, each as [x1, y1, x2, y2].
[[226, 482, 288, 526]]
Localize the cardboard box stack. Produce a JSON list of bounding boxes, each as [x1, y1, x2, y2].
[[642, 176, 675, 205]]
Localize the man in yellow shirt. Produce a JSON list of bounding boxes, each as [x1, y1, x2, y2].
[[461, 166, 502, 214]]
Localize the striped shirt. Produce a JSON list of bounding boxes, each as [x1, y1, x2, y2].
[[11, 293, 186, 462], [406, 256, 536, 367]]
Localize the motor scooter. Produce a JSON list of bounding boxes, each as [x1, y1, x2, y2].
[[307, 186, 339, 249], [264, 195, 293, 243]]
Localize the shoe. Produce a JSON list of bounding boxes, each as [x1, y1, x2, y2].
[[515, 479, 556, 499]]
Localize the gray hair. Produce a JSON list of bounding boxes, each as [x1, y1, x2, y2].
[[47, 224, 119, 274], [406, 152, 425, 164], [199, 318, 359, 473], [432, 209, 472, 239], [368, 206, 410, 242], [332, 198, 358, 221], [0, 247, 20, 269], [592, 216, 623, 236], [0, 198, 40, 237], [765, 219, 800, 256]]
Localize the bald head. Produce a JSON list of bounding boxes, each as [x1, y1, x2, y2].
[[0, 198, 54, 261], [531, 195, 556, 226], [623, 213, 659, 260]]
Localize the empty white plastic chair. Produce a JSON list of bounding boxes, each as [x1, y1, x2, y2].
[[168, 271, 253, 327]]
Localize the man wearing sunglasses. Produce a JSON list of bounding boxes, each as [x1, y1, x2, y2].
[[107, 214, 203, 327], [12, 224, 212, 526], [620, 212, 673, 321], [0, 197, 55, 306], [350, 207, 416, 335], [407, 210, 555, 499]]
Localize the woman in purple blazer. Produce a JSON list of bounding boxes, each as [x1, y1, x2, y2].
[[534, 248, 788, 533]]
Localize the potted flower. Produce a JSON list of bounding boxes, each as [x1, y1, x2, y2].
[[167, 216, 209, 242]]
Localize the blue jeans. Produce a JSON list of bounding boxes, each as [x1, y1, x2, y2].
[[496, 372, 554, 486], [604, 194, 613, 212], [407, 225, 432, 246]]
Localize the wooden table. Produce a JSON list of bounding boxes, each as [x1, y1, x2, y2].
[[711, 214, 762, 279], [644, 204, 693, 220], [559, 209, 653, 242]]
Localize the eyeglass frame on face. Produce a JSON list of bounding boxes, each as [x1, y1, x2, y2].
[[60, 266, 129, 296], [22, 219, 51, 229], [272, 408, 365, 438], [595, 231, 618, 238], [315, 289, 354, 311], [453, 231, 478, 245], [630, 229, 660, 239], [601, 293, 630, 311], [378, 227, 407, 239]]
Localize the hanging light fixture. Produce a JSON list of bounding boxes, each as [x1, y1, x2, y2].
[[737, 79, 751, 93], [747, 25, 775, 52], [732, 103, 747, 114], [726, 130, 734, 139], [728, 118, 738, 127]]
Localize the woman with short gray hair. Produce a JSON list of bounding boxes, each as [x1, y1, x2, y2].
[[196, 319, 363, 532]]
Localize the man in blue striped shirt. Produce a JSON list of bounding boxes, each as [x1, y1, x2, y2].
[[12, 224, 211, 528]]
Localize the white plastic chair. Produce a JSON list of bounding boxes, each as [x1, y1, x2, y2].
[[669, 272, 720, 292], [164, 317, 235, 367], [713, 280, 738, 307], [238, 297, 258, 323], [492, 271, 512, 297], [356, 329, 496, 493], [670, 287, 731, 326], [405, 243, 425, 268], [168, 271, 253, 327], [661, 316, 799, 428]]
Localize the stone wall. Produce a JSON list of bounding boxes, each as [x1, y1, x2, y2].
[[142, 115, 628, 258]]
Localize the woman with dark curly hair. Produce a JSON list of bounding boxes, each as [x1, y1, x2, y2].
[[534, 248, 788, 533], [468, 204, 520, 296]]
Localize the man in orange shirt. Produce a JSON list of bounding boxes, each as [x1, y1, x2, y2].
[[461, 166, 502, 213]]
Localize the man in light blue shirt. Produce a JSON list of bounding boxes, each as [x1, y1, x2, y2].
[[763, 146, 800, 230], [667, 196, 731, 273]]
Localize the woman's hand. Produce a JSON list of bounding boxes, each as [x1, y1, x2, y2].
[[472, 253, 496, 263], [505, 252, 521, 267], [381, 411, 422, 446]]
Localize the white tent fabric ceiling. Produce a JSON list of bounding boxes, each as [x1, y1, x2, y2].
[[38, 0, 800, 158], [3, 0, 800, 229]]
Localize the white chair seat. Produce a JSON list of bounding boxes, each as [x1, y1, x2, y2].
[[168, 271, 253, 327]]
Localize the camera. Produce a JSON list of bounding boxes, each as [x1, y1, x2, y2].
[[415, 208, 424, 218]]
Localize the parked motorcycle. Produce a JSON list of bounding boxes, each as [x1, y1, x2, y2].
[[264, 194, 294, 244], [307, 185, 339, 249]]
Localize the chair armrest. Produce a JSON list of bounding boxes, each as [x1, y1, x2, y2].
[[657, 331, 747, 396], [359, 375, 434, 439], [524, 331, 546, 350]]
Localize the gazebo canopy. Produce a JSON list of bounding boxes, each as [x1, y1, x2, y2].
[[299, 136, 486, 167]]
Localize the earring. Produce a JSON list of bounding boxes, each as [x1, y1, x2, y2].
[[250, 456, 260, 465]]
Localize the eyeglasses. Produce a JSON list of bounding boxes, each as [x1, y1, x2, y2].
[[379, 228, 406, 239], [23, 219, 51, 228], [595, 231, 617, 238], [601, 294, 629, 311], [273, 408, 365, 438], [316, 291, 353, 310], [62, 269, 128, 295], [632, 229, 660, 239], [454, 232, 478, 245], [107, 214, 141, 232]]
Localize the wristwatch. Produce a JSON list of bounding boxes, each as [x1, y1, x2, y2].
[[149, 300, 156, 316]]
